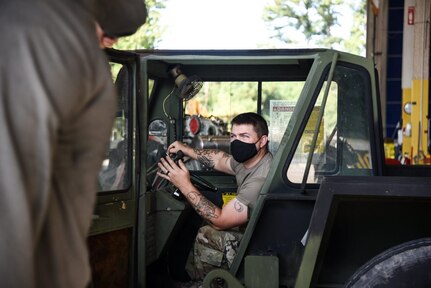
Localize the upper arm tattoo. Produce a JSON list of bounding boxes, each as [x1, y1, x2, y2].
[[234, 200, 244, 212]]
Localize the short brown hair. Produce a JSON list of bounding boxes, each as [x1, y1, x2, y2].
[[231, 112, 268, 137]]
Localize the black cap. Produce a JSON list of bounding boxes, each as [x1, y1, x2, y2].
[[93, 0, 147, 37]]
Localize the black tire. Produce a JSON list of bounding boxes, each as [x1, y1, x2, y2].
[[344, 237, 431, 288]]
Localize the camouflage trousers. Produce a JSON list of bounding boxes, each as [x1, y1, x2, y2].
[[185, 225, 243, 281]]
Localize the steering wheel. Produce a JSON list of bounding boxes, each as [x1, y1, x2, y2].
[[190, 173, 218, 192], [171, 173, 218, 200], [152, 150, 218, 200], [172, 150, 218, 190]]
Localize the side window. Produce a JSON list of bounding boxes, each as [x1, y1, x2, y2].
[[287, 81, 338, 183], [182, 81, 306, 170], [287, 64, 373, 184], [261, 82, 305, 155], [98, 63, 131, 192]]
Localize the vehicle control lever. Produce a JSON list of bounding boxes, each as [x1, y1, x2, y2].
[[170, 150, 184, 163]]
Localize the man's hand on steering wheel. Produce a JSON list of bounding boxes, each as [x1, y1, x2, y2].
[[157, 155, 194, 192], [167, 141, 189, 156]]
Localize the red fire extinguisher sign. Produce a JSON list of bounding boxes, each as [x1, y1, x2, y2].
[[408, 6, 415, 25]]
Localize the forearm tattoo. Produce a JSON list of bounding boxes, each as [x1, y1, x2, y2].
[[194, 149, 216, 169], [186, 190, 219, 221], [193, 149, 230, 169]]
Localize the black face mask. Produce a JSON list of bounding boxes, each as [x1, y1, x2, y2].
[[230, 139, 260, 163]]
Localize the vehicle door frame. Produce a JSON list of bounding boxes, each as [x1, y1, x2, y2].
[[89, 48, 143, 288]]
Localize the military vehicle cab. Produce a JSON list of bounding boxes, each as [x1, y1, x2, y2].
[[88, 49, 431, 288]]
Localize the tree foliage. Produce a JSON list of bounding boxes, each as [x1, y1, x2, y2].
[[264, 0, 366, 54], [114, 0, 165, 50], [343, 1, 367, 55]]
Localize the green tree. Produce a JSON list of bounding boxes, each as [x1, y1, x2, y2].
[[114, 0, 165, 50], [264, 0, 365, 54], [343, 1, 366, 55]]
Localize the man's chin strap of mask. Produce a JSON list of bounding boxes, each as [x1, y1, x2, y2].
[[230, 137, 262, 163]]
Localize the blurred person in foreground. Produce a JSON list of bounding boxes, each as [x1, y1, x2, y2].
[[0, 0, 146, 287]]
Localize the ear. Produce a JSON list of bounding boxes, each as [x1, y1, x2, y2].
[[101, 36, 118, 48], [258, 135, 268, 148]]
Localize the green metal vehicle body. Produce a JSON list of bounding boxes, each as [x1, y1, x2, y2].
[[87, 49, 431, 288]]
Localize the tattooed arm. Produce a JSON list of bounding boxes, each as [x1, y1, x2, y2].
[[185, 190, 248, 230], [167, 140, 234, 174], [193, 148, 233, 174], [157, 154, 248, 230]]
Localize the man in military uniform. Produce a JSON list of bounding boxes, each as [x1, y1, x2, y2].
[[158, 112, 273, 282]]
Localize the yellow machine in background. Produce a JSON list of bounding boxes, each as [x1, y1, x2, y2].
[[397, 0, 430, 164]]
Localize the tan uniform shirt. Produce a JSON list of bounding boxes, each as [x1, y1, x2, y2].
[[0, 1, 115, 287], [230, 152, 273, 208]]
